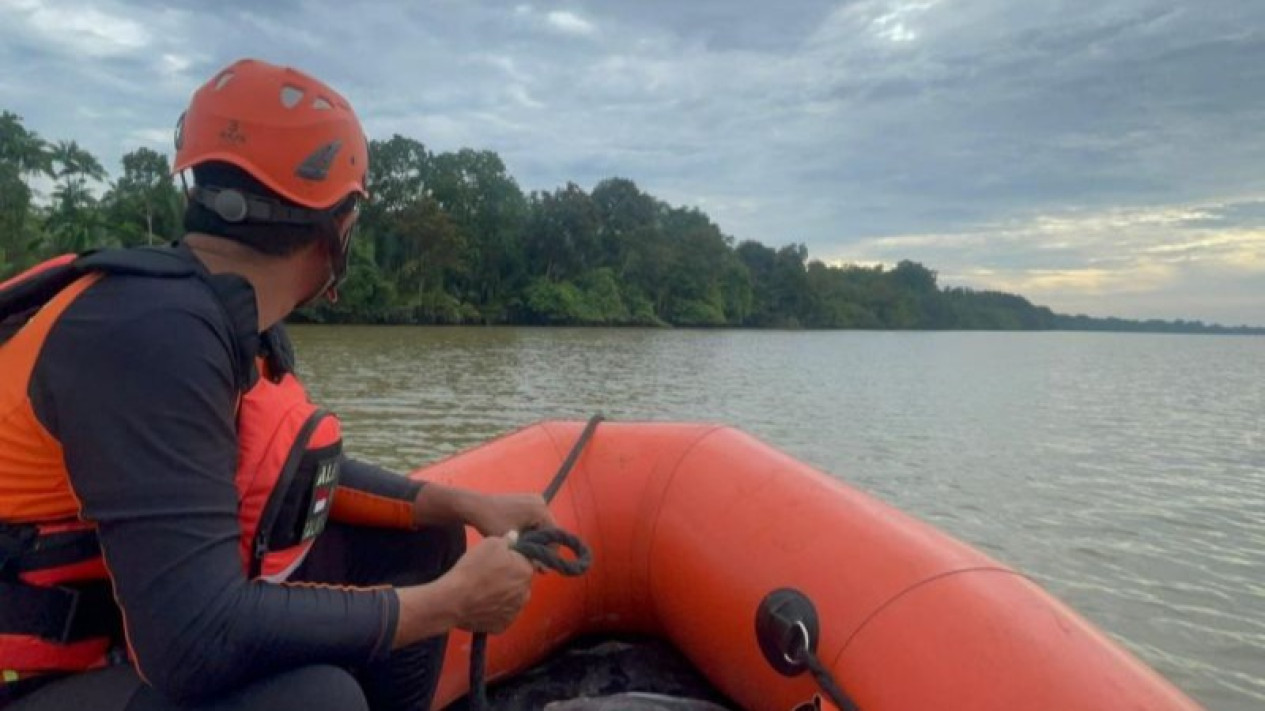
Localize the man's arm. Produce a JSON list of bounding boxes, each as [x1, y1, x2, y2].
[[328, 465, 541, 645], [36, 291, 396, 701], [331, 458, 423, 529], [335, 459, 556, 536]]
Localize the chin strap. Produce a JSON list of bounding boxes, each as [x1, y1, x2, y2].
[[303, 214, 354, 307], [321, 209, 355, 305]]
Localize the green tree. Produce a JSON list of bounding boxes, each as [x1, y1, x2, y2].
[[46, 140, 109, 254], [735, 240, 777, 325], [591, 178, 659, 270], [0, 111, 52, 177], [523, 183, 600, 282], [767, 243, 811, 327], [364, 135, 431, 276], [393, 194, 470, 322], [0, 112, 52, 275], [660, 207, 731, 325], [102, 147, 182, 247], [430, 149, 528, 319]]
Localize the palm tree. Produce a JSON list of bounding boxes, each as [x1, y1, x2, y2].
[[0, 111, 52, 178], [0, 112, 53, 275], [50, 139, 106, 202], [47, 140, 109, 253]]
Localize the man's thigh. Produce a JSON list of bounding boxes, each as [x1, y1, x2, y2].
[[11, 664, 367, 711]]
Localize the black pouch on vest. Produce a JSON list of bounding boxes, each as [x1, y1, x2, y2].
[[267, 431, 343, 551]]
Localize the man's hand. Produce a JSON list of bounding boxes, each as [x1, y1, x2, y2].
[[412, 483, 557, 536], [446, 536, 535, 633], [392, 536, 534, 647], [465, 492, 556, 538]]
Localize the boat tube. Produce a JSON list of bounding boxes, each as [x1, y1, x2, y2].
[[411, 421, 1200, 710]]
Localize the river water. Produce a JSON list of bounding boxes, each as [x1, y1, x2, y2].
[[290, 326, 1265, 710]]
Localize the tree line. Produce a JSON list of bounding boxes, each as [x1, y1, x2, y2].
[[2, 111, 1259, 334]]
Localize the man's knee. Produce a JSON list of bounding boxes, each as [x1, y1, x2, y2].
[[258, 665, 367, 711], [380, 521, 467, 587], [41, 665, 370, 711], [413, 520, 466, 575]]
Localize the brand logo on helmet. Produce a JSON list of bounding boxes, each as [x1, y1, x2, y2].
[[295, 140, 342, 182], [219, 120, 247, 146]]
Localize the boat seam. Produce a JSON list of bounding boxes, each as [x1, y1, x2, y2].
[[830, 566, 1026, 671], [645, 424, 728, 632]]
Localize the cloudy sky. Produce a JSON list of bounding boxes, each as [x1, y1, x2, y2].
[[2, 0, 1262, 325]]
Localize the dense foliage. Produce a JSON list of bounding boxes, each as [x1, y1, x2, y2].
[[1, 112, 1259, 334]]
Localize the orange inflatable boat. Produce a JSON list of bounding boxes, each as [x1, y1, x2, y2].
[[411, 420, 1200, 710]]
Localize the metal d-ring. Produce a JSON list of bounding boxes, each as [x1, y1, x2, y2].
[[783, 619, 811, 664], [756, 588, 821, 677]]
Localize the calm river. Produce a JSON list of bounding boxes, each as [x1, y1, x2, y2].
[[291, 326, 1264, 710]]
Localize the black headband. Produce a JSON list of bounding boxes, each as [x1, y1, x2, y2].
[[189, 186, 325, 226]]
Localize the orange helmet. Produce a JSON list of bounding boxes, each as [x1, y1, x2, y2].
[[173, 58, 368, 210]]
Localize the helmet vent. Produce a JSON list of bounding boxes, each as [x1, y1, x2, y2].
[[280, 85, 305, 109], [296, 140, 343, 181], [313, 96, 334, 111], [214, 71, 235, 91]]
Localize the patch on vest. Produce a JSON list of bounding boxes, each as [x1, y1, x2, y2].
[[301, 456, 340, 542], [267, 442, 342, 552]]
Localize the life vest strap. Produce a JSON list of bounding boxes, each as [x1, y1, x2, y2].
[[1, 526, 101, 577], [0, 525, 36, 579], [0, 581, 118, 644]]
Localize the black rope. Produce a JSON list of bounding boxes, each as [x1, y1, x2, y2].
[[469, 630, 491, 711], [510, 528, 592, 576], [468, 415, 602, 710], [792, 636, 861, 711], [542, 413, 605, 504]]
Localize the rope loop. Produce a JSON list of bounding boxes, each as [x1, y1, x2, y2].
[[512, 528, 591, 577]]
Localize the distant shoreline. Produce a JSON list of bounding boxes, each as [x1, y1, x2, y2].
[[4, 113, 1258, 337], [287, 318, 1265, 336]]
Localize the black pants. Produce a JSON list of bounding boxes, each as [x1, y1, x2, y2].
[[11, 522, 466, 711]]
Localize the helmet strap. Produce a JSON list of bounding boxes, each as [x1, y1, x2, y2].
[[322, 208, 358, 303], [189, 186, 324, 226], [300, 205, 356, 307]]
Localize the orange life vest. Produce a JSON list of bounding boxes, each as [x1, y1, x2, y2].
[[0, 248, 343, 684]]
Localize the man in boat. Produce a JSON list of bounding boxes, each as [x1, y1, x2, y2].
[[0, 59, 548, 710]]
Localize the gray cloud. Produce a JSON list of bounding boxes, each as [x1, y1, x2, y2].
[[1, 0, 1262, 324]]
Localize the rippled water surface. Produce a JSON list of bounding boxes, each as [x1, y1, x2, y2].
[[291, 326, 1265, 710]]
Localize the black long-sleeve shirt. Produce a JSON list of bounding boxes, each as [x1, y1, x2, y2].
[[28, 260, 419, 701]]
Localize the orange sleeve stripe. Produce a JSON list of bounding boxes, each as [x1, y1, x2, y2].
[[330, 487, 414, 530], [97, 551, 149, 685], [276, 579, 391, 594]]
